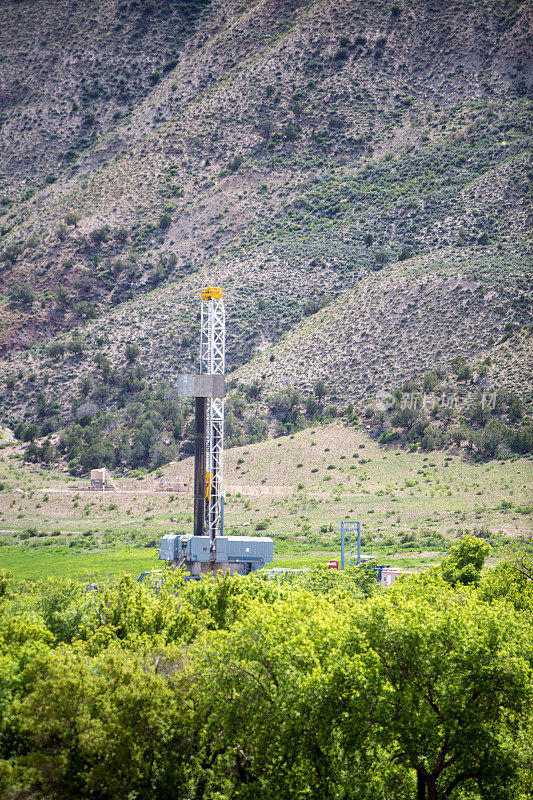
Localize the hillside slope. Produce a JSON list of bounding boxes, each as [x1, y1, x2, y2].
[[1, 0, 530, 345], [0, 0, 531, 465], [235, 247, 532, 403], [0, 0, 213, 192]]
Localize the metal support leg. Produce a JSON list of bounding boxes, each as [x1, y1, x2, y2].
[[337, 520, 361, 569]]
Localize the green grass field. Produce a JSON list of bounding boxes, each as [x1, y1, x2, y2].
[[0, 545, 157, 580], [1, 423, 531, 581], [0, 544, 351, 580]]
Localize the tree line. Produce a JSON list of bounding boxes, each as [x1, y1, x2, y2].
[[0, 539, 532, 799]]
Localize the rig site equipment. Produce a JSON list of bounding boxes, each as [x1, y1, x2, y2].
[[159, 287, 274, 577]]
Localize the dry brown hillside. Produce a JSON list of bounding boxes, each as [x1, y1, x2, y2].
[[1, 0, 530, 345], [234, 248, 532, 402], [0, 0, 531, 465]]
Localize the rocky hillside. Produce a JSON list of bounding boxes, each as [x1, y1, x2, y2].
[[0, 0, 212, 192], [0, 0, 531, 465], [235, 248, 532, 402]]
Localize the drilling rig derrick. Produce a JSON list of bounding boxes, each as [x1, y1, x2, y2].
[[199, 286, 225, 543], [159, 287, 274, 578]]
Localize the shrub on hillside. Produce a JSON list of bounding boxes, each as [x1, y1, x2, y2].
[[451, 357, 473, 381], [90, 227, 109, 245], [373, 249, 389, 266], [227, 155, 244, 172], [1, 243, 24, 264], [47, 343, 65, 360], [64, 212, 80, 227], [9, 285, 34, 307], [281, 123, 299, 141], [14, 422, 39, 442], [125, 343, 140, 364]]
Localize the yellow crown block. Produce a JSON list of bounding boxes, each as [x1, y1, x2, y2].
[[199, 286, 223, 300]]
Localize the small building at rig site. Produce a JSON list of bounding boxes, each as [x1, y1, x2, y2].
[[89, 468, 117, 491], [379, 567, 407, 587]]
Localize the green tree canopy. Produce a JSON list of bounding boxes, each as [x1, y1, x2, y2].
[[0, 563, 531, 800], [440, 534, 491, 586]]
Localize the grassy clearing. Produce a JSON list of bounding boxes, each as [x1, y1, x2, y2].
[[1, 423, 531, 580], [0, 545, 157, 581], [0, 545, 341, 580]]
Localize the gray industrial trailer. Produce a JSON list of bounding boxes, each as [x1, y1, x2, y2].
[[160, 533, 274, 577]]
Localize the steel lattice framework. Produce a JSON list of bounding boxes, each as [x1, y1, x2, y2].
[[335, 521, 361, 570], [200, 291, 225, 541]]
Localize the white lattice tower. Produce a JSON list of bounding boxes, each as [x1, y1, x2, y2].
[[200, 289, 225, 541]]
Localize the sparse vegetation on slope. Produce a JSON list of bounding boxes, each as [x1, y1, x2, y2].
[[1, 423, 531, 581], [0, 0, 531, 474]]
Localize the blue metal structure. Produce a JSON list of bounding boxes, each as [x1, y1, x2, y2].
[[336, 521, 394, 582], [338, 521, 361, 570]]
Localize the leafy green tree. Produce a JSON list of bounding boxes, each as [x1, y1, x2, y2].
[[313, 379, 328, 402], [451, 356, 473, 382], [0, 591, 54, 771], [13, 422, 39, 442], [90, 226, 109, 245], [64, 211, 80, 227], [94, 351, 111, 379], [479, 554, 533, 612], [269, 388, 301, 414], [305, 394, 319, 418], [1, 564, 532, 800], [374, 248, 389, 266], [257, 118, 274, 139], [441, 535, 491, 586], [185, 591, 351, 799], [478, 419, 505, 459], [392, 405, 420, 431], [244, 380, 262, 401], [0, 571, 13, 598], [37, 578, 95, 644], [422, 372, 440, 392], [245, 413, 269, 442], [336, 578, 533, 800], [12, 645, 190, 800], [507, 395, 523, 422], [79, 440, 115, 472]]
